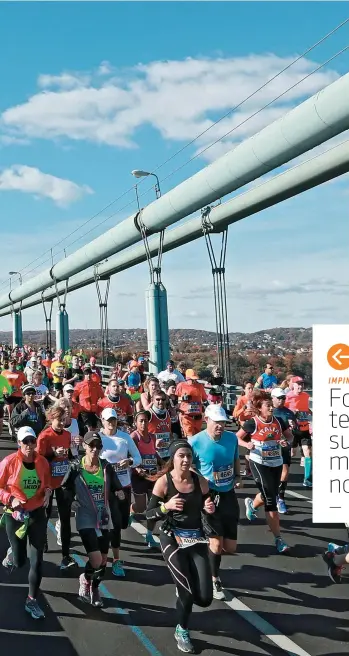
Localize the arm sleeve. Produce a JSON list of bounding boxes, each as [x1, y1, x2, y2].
[[146, 494, 167, 521], [126, 435, 142, 467], [241, 418, 256, 435]]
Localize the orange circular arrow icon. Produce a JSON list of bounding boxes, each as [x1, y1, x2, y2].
[[327, 343, 349, 370]]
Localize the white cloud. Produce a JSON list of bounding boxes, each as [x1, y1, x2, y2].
[[0, 55, 339, 157], [0, 165, 93, 206]]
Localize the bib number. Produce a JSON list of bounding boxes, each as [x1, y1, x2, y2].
[[188, 402, 201, 415], [113, 463, 128, 480], [142, 454, 157, 471], [173, 528, 208, 549], [213, 464, 233, 487], [261, 442, 281, 461], [51, 459, 69, 477]]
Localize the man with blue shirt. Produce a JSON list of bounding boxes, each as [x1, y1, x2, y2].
[[189, 404, 240, 601], [255, 363, 278, 391]]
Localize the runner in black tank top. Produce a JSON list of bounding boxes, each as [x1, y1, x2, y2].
[[146, 440, 215, 654]]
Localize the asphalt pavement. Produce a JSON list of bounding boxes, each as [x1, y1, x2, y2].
[[0, 434, 348, 656]]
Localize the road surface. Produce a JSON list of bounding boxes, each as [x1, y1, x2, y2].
[[0, 434, 347, 656]]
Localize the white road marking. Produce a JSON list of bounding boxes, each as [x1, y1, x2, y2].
[[286, 490, 312, 504], [129, 519, 312, 656], [224, 595, 312, 656]]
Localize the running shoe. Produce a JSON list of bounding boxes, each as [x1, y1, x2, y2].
[[328, 542, 341, 553], [90, 586, 104, 608], [25, 597, 45, 619], [245, 497, 258, 521], [145, 532, 159, 549], [112, 559, 125, 577], [174, 625, 195, 653], [128, 513, 135, 526], [60, 556, 76, 570], [78, 573, 91, 602], [275, 537, 289, 554], [212, 578, 226, 600], [277, 498, 287, 514], [2, 547, 14, 569], [323, 550, 343, 584], [303, 480, 312, 488]]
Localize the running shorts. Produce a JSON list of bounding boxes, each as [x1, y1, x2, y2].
[[292, 430, 312, 449], [281, 445, 291, 467], [131, 474, 155, 496], [249, 461, 282, 512], [79, 528, 110, 555], [203, 488, 239, 540]]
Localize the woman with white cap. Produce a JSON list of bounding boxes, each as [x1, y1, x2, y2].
[[0, 426, 51, 619], [99, 407, 141, 576]]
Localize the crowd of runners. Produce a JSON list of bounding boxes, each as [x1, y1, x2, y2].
[[0, 345, 344, 654]]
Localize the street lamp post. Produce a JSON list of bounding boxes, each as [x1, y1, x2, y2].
[[9, 271, 23, 286], [131, 170, 162, 199]]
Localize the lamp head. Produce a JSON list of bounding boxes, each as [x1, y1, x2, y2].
[[131, 170, 150, 179]]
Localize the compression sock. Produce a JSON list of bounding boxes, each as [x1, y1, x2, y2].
[[84, 561, 94, 582], [208, 550, 222, 579], [278, 480, 287, 499], [304, 457, 312, 483]]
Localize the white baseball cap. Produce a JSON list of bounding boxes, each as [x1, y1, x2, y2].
[[17, 426, 37, 442], [205, 404, 228, 422], [271, 387, 287, 399], [101, 407, 117, 421], [63, 384, 74, 392]]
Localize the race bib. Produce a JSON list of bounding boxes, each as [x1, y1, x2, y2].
[[51, 459, 69, 477], [213, 464, 233, 487], [142, 454, 157, 471], [173, 528, 208, 549], [188, 402, 201, 415], [113, 463, 129, 481], [156, 433, 171, 458], [261, 442, 281, 461]]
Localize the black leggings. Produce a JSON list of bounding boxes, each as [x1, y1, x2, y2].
[[160, 530, 212, 629], [46, 487, 73, 557], [5, 507, 47, 598], [110, 486, 131, 549]]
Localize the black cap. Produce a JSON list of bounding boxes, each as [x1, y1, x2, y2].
[[84, 367, 92, 374], [135, 409, 151, 421], [83, 431, 102, 447]]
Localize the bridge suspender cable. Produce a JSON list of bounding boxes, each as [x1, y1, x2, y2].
[[41, 291, 53, 352], [94, 264, 111, 367], [201, 206, 231, 384]]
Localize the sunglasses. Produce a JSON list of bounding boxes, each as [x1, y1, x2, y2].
[[26, 391, 36, 395], [87, 442, 102, 450], [22, 437, 37, 445]]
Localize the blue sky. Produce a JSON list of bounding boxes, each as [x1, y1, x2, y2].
[[0, 2, 348, 333]]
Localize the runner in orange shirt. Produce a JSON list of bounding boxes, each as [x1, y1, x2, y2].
[[176, 369, 207, 438]]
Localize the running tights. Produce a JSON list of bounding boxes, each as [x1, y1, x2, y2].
[[160, 531, 212, 629], [46, 486, 73, 557], [84, 560, 106, 589], [5, 507, 47, 598]]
